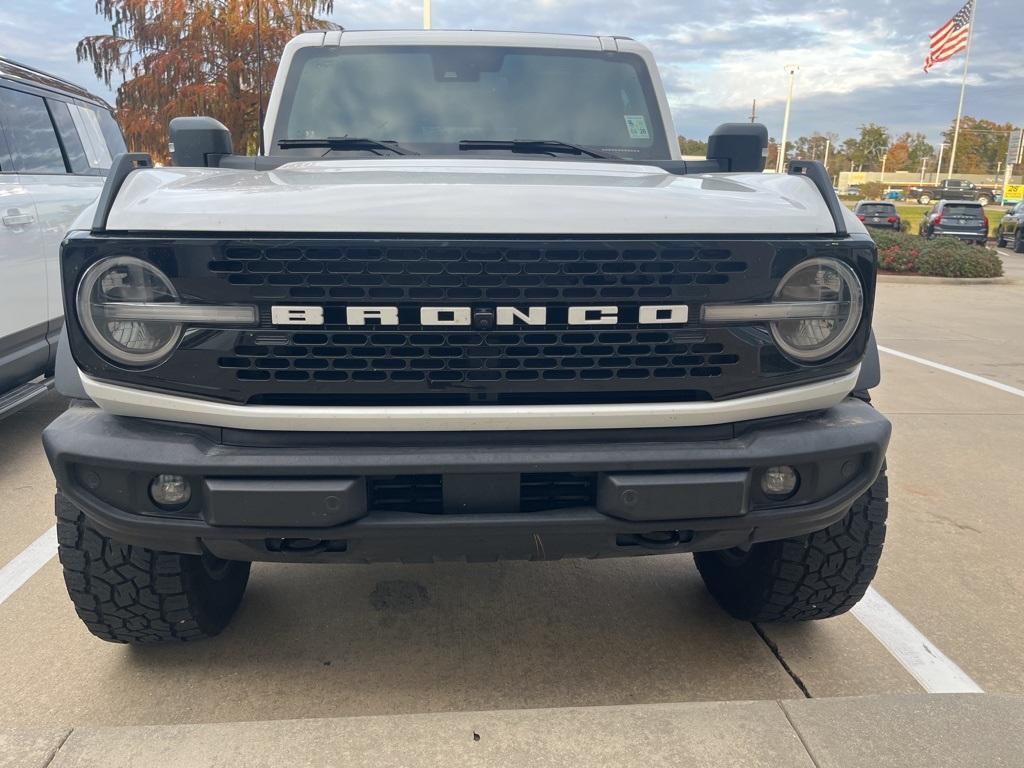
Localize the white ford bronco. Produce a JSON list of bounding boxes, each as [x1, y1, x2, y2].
[[44, 30, 890, 644]]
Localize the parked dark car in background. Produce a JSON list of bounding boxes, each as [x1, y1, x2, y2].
[[995, 202, 1024, 252], [918, 200, 989, 245], [854, 201, 901, 230], [906, 179, 995, 206]]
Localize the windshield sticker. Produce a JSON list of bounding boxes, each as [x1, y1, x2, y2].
[[624, 115, 650, 140]]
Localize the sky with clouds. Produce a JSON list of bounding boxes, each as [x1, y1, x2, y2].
[[1, 0, 1022, 146]]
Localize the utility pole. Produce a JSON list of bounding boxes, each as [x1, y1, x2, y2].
[[823, 138, 831, 172], [776, 65, 798, 173], [920, 157, 929, 182], [946, 0, 979, 179], [935, 142, 948, 184], [750, 99, 757, 123], [423, 0, 431, 29]]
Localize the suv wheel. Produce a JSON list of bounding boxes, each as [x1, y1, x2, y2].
[[55, 492, 250, 644], [978, 195, 990, 206], [694, 467, 887, 622], [918, 194, 931, 204], [997, 230, 1007, 247], [1015, 230, 1024, 254]]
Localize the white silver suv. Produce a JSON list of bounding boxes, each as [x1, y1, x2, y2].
[[0, 57, 126, 417]]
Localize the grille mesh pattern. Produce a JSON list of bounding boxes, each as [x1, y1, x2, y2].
[[208, 243, 749, 302], [367, 475, 443, 514], [521, 473, 596, 512], [218, 329, 742, 386], [366, 473, 597, 514]]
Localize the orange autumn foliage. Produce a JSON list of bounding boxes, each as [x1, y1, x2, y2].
[[78, 0, 337, 160]]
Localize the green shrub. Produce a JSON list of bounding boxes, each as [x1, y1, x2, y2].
[[870, 230, 1002, 278]]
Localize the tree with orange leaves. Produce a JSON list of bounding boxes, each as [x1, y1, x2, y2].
[[78, 1, 337, 160], [884, 142, 910, 172]]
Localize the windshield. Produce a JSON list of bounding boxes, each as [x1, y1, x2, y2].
[[273, 45, 670, 160]]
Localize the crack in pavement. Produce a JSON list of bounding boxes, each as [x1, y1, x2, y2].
[[919, 509, 983, 534], [753, 623, 812, 699]]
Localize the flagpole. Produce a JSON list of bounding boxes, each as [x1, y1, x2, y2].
[[946, 0, 978, 180]]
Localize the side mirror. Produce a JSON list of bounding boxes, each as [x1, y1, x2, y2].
[[169, 116, 233, 167], [706, 123, 769, 172]]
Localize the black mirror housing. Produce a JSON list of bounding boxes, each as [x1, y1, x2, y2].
[[169, 116, 233, 167], [707, 123, 769, 172]]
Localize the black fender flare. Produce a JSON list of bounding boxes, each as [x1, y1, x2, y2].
[[54, 327, 92, 401], [855, 330, 881, 393]]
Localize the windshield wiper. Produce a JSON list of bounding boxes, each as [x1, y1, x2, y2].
[[277, 137, 413, 156], [458, 139, 614, 160]]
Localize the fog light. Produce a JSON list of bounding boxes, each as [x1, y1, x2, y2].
[[150, 474, 191, 508], [761, 466, 799, 498]]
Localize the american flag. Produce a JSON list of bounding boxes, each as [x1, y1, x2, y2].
[[924, 0, 974, 72]]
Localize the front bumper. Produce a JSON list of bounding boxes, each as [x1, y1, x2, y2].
[[43, 399, 890, 563]]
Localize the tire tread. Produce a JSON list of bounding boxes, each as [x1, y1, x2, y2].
[[695, 469, 888, 622], [55, 493, 248, 644]]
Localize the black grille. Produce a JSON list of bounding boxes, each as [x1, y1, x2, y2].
[[367, 475, 443, 514], [208, 243, 748, 303], [366, 473, 596, 514], [521, 473, 596, 512], [218, 329, 742, 391], [61, 234, 877, 406]]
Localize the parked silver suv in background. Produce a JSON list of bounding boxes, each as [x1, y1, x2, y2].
[[0, 57, 126, 418]]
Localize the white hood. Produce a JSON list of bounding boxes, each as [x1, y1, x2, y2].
[[105, 158, 844, 236]]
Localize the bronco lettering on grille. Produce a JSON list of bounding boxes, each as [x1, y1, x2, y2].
[[270, 305, 689, 327]]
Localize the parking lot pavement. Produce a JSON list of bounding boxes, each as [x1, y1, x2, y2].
[[1, 263, 1023, 728], [6, 694, 1024, 767], [0, 396, 66, 566], [872, 246, 1024, 387], [847, 266, 1024, 694]]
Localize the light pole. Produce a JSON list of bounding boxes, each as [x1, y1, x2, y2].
[[423, 0, 431, 29], [776, 64, 799, 174], [920, 157, 929, 183], [935, 142, 949, 184]]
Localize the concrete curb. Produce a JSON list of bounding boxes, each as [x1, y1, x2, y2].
[[877, 274, 1012, 285], [3, 694, 1021, 768]]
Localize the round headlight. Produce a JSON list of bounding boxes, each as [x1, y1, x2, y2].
[[76, 256, 182, 367], [771, 258, 864, 363]]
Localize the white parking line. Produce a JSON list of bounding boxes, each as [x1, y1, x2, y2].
[[852, 587, 983, 693], [0, 526, 57, 607], [879, 346, 1024, 399], [865, 344, 1002, 692]]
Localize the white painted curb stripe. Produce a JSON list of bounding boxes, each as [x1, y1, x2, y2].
[[852, 587, 983, 694], [879, 346, 1024, 399], [0, 526, 57, 606]]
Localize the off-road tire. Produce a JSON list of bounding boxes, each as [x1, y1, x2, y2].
[[694, 467, 888, 622], [996, 231, 1007, 247], [55, 492, 250, 644], [978, 195, 990, 206], [917, 194, 931, 205], [1015, 230, 1024, 254]]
